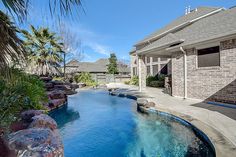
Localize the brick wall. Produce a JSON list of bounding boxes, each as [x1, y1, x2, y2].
[[172, 51, 185, 98], [138, 56, 147, 91], [171, 39, 236, 104], [130, 54, 138, 77]]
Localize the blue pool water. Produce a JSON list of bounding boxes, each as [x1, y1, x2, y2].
[[50, 89, 215, 157]]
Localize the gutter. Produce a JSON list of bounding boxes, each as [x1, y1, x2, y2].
[[180, 47, 187, 99]]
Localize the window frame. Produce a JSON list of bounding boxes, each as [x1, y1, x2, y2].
[[196, 44, 221, 69]]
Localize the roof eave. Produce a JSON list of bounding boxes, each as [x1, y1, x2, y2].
[[137, 40, 184, 55], [166, 31, 236, 52]]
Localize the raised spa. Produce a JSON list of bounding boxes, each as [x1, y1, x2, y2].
[[49, 89, 215, 157]]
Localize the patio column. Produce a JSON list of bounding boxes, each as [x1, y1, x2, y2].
[[150, 57, 153, 76], [138, 55, 146, 92]]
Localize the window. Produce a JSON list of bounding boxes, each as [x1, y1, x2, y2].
[[133, 67, 137, 76], [160, 57, 168, 61], [153, 57, 159, 62], [197, 46, 220, 67], [160, 64, 168, 75], [153, 65, 159, 75], [147, 66, 150, 75], [147, 57, 150, 63]]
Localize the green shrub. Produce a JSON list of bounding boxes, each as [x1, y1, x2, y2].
[[146, 75, 158, 86], [53, 76, 64, 81], [0, 68, 47, 132], [149, 81, 164, 87], [146, 74, 166, 88], [130, 76, 139, 85], [124, 80, 130, 85], [74, 72, 98, 86]]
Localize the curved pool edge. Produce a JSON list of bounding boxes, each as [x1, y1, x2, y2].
[[109, 89, 236, 157]]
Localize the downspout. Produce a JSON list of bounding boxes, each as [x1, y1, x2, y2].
[[180, 47, 187, 99]]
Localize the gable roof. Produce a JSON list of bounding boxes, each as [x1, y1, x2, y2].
[[138, 6, 236, 54], [66, 59, 80, 67], [135, 7, 223, 46], [173, 6, 236, 48]]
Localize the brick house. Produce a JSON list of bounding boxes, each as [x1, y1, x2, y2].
[[130, 6, 236, 104]]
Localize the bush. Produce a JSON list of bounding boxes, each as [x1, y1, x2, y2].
[[74, 72, 98, 86], [124, 80, 130, 85], [146, 74, 166, 88], [0, 68, 47, 132], [53, 76, 64, 81], [130, 76, 139, 86], [149, 81, 164, 88], [146, 75, 158, 86]]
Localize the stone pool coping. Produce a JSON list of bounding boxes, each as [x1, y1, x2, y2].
[[107, 83, 236, 157]]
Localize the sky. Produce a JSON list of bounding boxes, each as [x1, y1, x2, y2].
[[1, 0, 236, 63]]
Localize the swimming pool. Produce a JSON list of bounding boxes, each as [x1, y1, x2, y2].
[[49, 89, 215, 157]]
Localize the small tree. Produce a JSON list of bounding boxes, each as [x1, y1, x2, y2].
[[107, 53, 118, 74]]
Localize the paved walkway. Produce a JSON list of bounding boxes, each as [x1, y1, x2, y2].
[[106, 83, 236, 156]]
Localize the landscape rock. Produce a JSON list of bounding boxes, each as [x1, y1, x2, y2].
[[8, 128, 64, 157], [145, 102, 156, 108], [10, 121, 29, 132], [29, 114, 57, 131], [78, 83, 86, 88], [40, 77, 52, 83], [51, 80, 64, 86], [0, 137, 16, 157], [137, 98, 148, 106], [45, 82, 54, 91], [47, 90, 66, 99], [21, 110, 44, 123], [48, 99, 66, 108]]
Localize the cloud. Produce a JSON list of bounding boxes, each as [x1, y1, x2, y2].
[[65, 24, 111, 56], [85, 42, 110, 56], [83, 53, 92, 60]]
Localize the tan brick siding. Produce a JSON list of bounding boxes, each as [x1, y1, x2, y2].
[[171, 39, 236, 104]]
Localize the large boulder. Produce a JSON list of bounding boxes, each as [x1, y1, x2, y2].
[[40, 77, 53, 83], [0, 137, 16, 157], [29, 114, 57, 131], [47, 90, 66, 100], [48, 99, 66, 109], [51, 80, 64, 86], [45, 82, 54, 91], [10, 121, 29, 132], [21, 110, 44, 123], [54, 85, 71, 91], [8, 128, 63, 157]]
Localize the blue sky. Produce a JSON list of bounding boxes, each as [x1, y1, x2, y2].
[[1, 0, 236, 62]]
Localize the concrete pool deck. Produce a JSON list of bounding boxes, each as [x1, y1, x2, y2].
[[106, 83, 236, 157]]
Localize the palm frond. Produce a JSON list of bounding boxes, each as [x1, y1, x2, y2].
[[1, 0, 83, 20], [0, 11, 25, 70], [49, 0, 83, 16], [1, 0, 28, 21]]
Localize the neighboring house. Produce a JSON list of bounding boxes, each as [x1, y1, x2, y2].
[[66, 58, 130, 75], [130, 6, 236, 104]]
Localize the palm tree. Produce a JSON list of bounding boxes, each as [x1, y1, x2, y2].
[[1, 0, 82, 20], [0, 0, 82, 71], [0, 11, 25, 71], [22, 25, 64, 75]]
